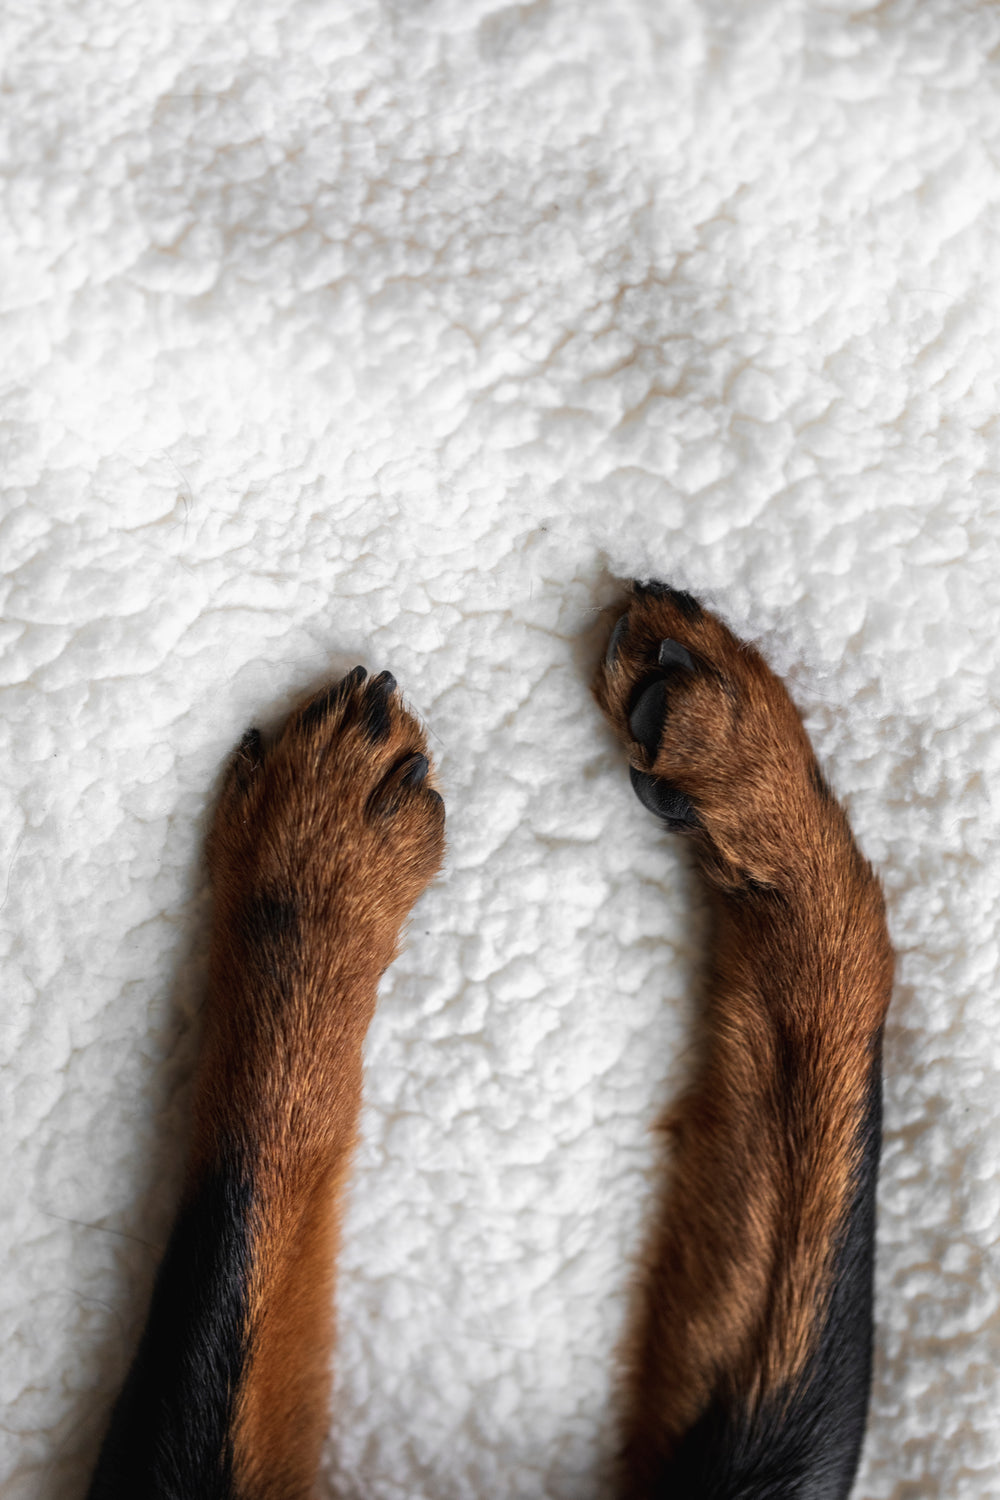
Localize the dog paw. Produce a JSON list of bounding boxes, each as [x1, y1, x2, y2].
[[594, 583, 828, 889], [209, 668, 445, 963]]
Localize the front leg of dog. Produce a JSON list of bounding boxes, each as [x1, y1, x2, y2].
[[88, 671, 444, 1500], [596, 588, 894, 1500]]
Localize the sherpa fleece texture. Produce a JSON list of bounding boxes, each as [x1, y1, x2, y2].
[[2, 1, 999, 1497]]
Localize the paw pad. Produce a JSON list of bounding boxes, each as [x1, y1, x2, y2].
[[595, 590, 709, 835], [629, 679, 670, 759], [629, 767, 700, 831], [657, 639, 696, 674], [627, 637, 698, 767]]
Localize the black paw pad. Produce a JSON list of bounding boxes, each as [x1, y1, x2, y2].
[[302, 665, 367, 730], [658, 638, 696, 674], [361, 671, 396, 744], [627, 638, 699, 759], [629, 679, 669, 759], [629, 767, 699, 831]]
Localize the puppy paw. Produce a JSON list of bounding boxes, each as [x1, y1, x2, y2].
[[209, 668, 445, 972], [595, 583, 829, 890]]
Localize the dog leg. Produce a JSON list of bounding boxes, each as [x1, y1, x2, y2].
[[88, 668, 445, 1500], [595, 586, 893, 1500]]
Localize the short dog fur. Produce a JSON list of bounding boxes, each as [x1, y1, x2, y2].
[[87, 586, 893, 1500]]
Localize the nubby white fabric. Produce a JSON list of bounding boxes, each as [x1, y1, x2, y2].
[[2, 1, 999, 1495]]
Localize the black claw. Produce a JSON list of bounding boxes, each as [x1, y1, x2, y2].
[[658, 638, 696, 674], [361, 670, 396, 744], [367, 754, 442, 821], [632, 580, 703, 620], [301, 665, 367, 731], [605, 613, 629, 667], [229, 727, 264, 793], [238, 728, 263, 764], [399, 752, 429, 787], [629, 766, 699, 830], [628, 679, 669, 759]]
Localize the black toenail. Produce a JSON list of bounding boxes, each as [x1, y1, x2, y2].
[[605, 614, 629, 667], [632, 578, 671, 598], [361, 671, 396, 744], [301, 666, 367, 730], [658, 639, 696, 674], [229, 727, 264, 791], [666, 588, 703, 621], [400, 752, 429, 787], [238, 728, 263, 762], [629, 767, 699, 830], [628, 679, 669, 759], [632, 580, 703, 620]]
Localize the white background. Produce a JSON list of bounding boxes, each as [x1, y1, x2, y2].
[[2, 0, 999, 1495]]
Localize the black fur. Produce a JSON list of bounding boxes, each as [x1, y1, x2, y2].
[[235, 888, 301, 985], [87, 1155, 255, 1500]]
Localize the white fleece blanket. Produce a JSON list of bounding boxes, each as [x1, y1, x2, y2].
[[3, 1, 999, 1496]]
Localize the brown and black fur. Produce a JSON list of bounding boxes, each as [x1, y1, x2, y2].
[[88, 586, 893, 1500], [88, 668, 445, 1500], [594, 583, 893, 1499]]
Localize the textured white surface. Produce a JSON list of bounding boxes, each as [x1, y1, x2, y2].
[[2, 0, 1000, 1495]]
